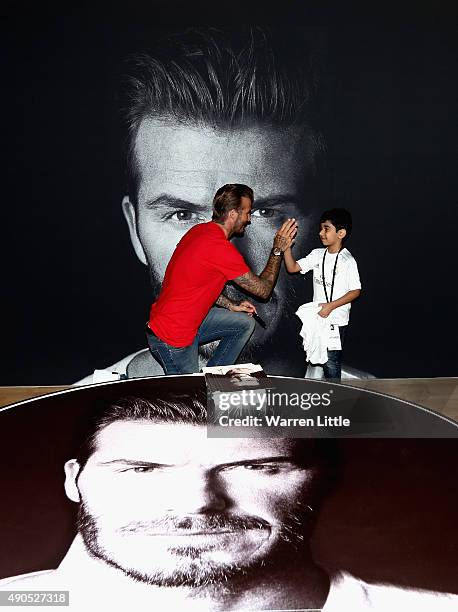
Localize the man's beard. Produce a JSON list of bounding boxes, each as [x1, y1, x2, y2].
[[77, 503, 314, 588]]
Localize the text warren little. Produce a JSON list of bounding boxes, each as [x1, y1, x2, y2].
[[218, 415, 351, 427]]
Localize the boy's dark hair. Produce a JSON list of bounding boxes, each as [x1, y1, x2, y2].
[[320, 208, 352, 241], [212, 183, 254, 222]]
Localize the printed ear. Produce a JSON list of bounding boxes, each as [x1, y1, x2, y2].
[[122, 195, 148, 265], [64, 459, 82, 503], [338, 228, 347, 240]]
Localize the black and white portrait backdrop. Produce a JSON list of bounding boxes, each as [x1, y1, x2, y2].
[[2, 3, 456, 384], [0, 377, 457, 596]]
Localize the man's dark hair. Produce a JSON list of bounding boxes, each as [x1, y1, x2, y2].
[[75, 392, 207, 469], [212, 183, 254, 222], [320, 208, 352, 241], [121, 27, 326, 204]]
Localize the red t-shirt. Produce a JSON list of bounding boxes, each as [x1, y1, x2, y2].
[[149, 222, 250, 347]]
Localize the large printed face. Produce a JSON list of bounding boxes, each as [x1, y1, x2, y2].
[[122, 119, 318, 352], [64, 421, 321, 586]]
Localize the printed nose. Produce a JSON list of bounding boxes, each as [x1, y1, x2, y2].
[[169, 471, 231, 514]]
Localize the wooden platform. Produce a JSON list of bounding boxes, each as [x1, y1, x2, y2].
[[0, 378, 457, 422], [341, 377, 458, 422]]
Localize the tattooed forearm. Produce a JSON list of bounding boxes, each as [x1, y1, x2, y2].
[[232, 217, 297, 300], [215, 292, 237, 310], [233, 253, 282, 300], [260, 252, 283, 286]]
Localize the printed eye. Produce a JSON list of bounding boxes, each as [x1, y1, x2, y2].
[[166, 210, 205, 223], [243, 464, 281, 474], [252, 208, 277, 218], [120, 465, 159, 473]]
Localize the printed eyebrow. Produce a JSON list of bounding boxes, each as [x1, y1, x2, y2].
[[142, 193, 300, 212], [216, 455, 298, 470], [97, 456, 298, 470], [252, 194, 299, 208], [142, 194, 209, 212], [97, 459, 173, 467]]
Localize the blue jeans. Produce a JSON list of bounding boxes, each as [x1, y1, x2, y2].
[[323, 325, 347, 380], [146, 307, 256, 375]]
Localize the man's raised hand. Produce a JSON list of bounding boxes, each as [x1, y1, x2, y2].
[[274, 218, 298, 252]]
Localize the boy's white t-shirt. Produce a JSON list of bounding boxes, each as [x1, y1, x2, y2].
[[296, 247, 361, 326]]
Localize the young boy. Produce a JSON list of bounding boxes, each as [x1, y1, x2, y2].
[[284, 208, 361, 380]]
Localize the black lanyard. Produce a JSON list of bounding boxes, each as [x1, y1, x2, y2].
[[322, 248, 342, 303]]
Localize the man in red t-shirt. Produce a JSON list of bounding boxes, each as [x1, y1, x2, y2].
[[146, 183, 297, 374]]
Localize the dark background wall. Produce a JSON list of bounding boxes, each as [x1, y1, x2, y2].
[[1, 2, 456, 383]]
